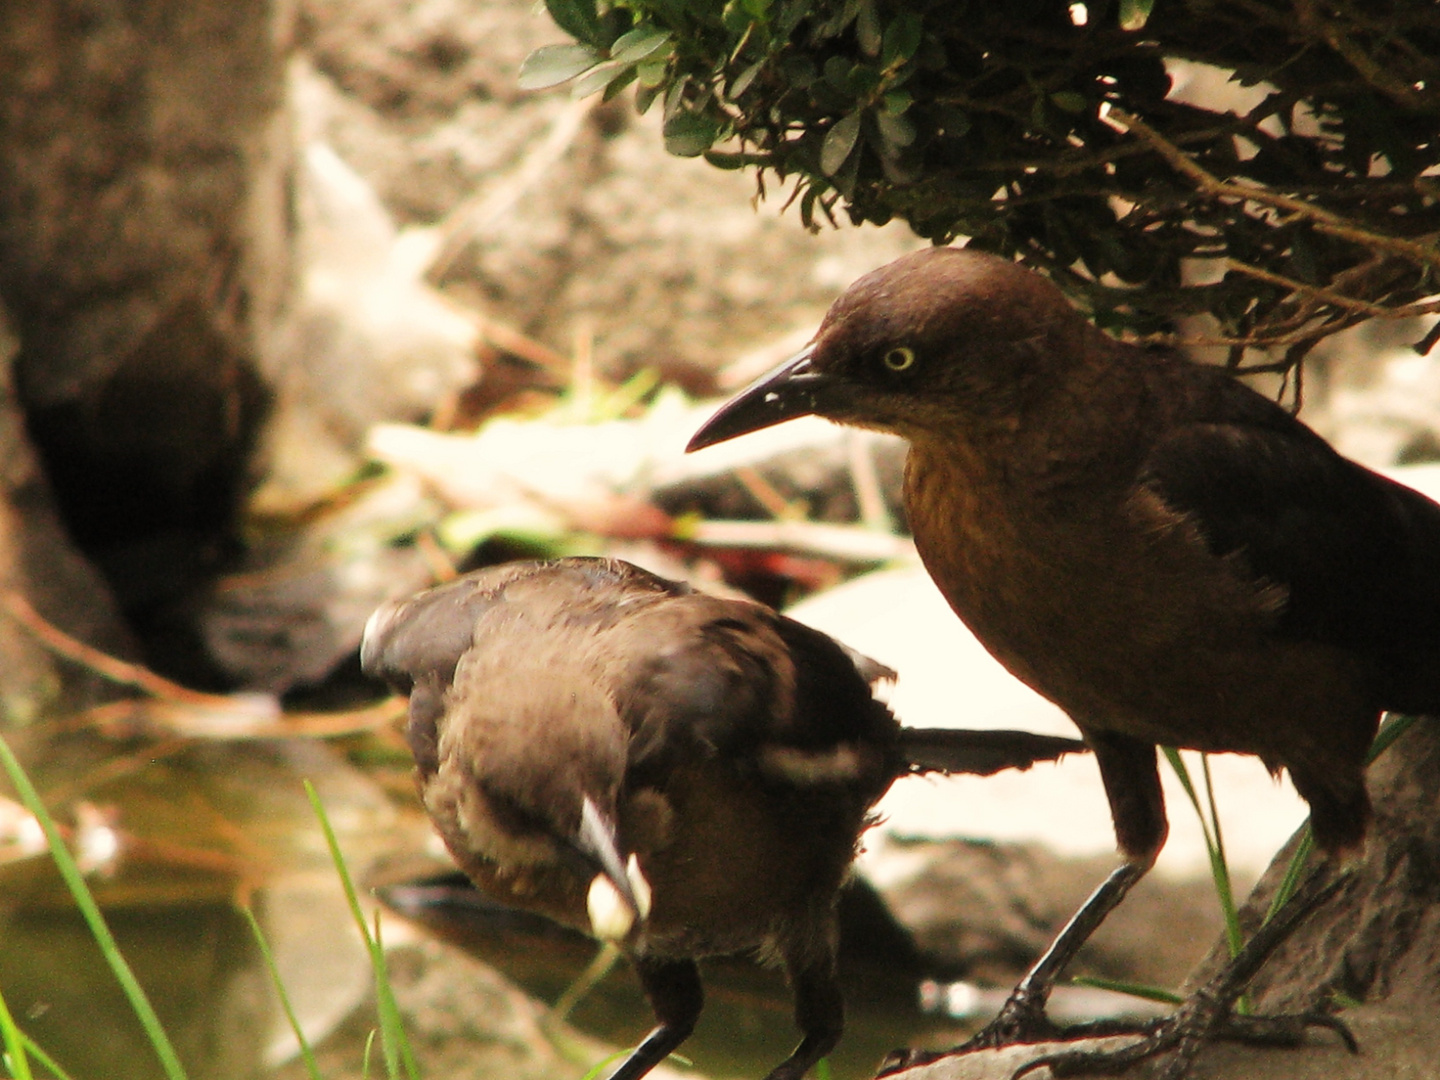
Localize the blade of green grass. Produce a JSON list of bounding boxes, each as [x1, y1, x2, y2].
[[240, 906, 323, 1080], [1265, 712, 1419, 922], [1, 977, 78, 1080], [580, 1049, 629, 1080], [1161, 748, 1242, 958], [551, 943, 621, 1026], [0, 733, 188, 1080], [304, 780, 419, 1080], [1067, 974, 1184, 1006], [1367, 712, 1419, 764], [1199, 753, 1242, 957], [22, 1041, 73, 1080], [0, 980, 34, 1080], [362, 1029, 377, 1080]]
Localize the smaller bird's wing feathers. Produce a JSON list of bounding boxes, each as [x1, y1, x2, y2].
[[1140, 409, 1440, 650], [601, 589, 899, 785], [360, 563, 538, 690], [897, 728, 1086, 776]]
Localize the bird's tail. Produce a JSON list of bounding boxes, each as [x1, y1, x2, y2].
[[897, 728, 1087, 777]]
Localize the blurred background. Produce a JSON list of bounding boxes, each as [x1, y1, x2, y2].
[[0, 2, 1435, 1079]]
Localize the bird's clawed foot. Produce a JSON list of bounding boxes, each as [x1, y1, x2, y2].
[[960, 987, 1070, 1051], [1011, 999, 1355, 1079], [878, 987, 1085, 1074], [875, 991, 1144, 1077], [1010, 869, 1356, 1079], [877, 991, 1352, 1080]]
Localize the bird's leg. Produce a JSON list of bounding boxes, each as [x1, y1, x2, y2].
[[966, 860, 1152, 1049], [1015, 867, 1357, 1079], [974, 732, 1167, 1049], [765, 946, 845, 1080], [607, 957, 702, 1080], [880, 735, 1165, 1076]]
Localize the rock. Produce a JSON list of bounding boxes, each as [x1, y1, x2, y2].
[[864, 836, 1224, 992], [887, 1005, 1438, 1080], [269, 932, 694, 1080]]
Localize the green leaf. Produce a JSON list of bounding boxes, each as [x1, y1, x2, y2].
[[518, 43, 604, 89], [728, 56, 767, 99], [855, 0, 882, 56], [664, 111, 722, 156], [637, 56, 669, 89], [1118, 0, 1155, 30], [875, 108, 916, 149], [881, 11, 924, 68], [705, 149, 770, 169], [881, 89, 913, 114], [635, 81, 663, 113], [610, 26, 672, 66], [721, 0, 753, 35], [846, 63, 881, 97], [1050, 90, 1088, 113], [545, 0, 604, 47], [571, 59, 631, 98], [823, 55, 853, 93], [601, 65, 638, 101], [821, 111, 862, 176]]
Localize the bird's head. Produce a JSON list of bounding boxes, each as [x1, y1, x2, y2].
[[687, 247, 1091, 450]]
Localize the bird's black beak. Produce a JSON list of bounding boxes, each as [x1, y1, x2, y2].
[[577, 798, 652, 940], [686, 346, 828, 452]]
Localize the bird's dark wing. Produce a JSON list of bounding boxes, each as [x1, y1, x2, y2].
[[616, 597, 798, 781], [1140, 413, 1440, 653], [360, 569, 525, 775], [614, 593, 900, 788], [360, 563, 543, 690]]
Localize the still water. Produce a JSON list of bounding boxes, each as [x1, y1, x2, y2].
[[1, 735, 961, 1080]]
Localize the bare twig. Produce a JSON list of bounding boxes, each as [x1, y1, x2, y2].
[[680, 518, 916, 563], [1108, 108, 1440, 274], [426, 97, 599, 282], [1, 591, 229, 706]]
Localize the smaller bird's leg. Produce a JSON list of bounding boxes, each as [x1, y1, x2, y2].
[[1016, 868, 1357, 1080], [607, 957, 702, 1080], [765, 947, 845, 1080]]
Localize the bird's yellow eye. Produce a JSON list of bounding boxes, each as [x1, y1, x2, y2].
[[883, 346, 916, 372]]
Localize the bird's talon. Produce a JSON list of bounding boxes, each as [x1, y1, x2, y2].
[[876, 1047, 945, 1076], [1319, 1013, 1361, 1055]]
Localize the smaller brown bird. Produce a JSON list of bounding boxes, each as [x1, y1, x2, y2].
[[361, 556, 1085, 1080]]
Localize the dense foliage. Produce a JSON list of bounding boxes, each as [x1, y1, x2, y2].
[[523, 0, 1439, 370]]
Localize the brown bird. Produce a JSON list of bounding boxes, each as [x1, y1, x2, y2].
[[687, 246, 1440, 1073], [360, 555, 1085, 1080]]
